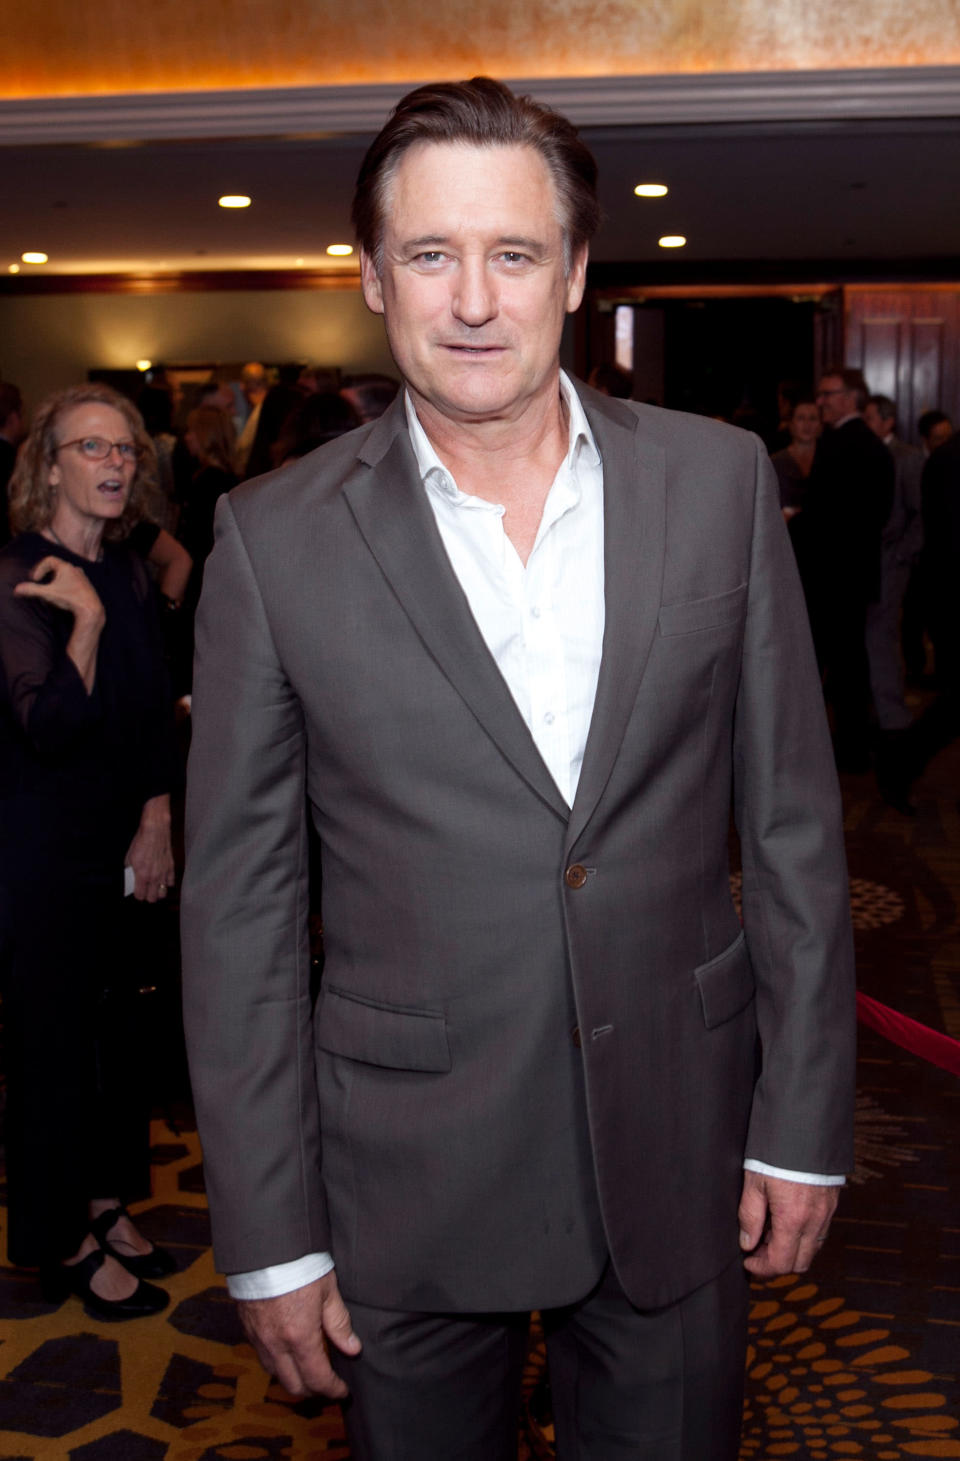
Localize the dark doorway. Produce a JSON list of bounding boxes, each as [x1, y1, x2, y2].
[[657, 295, 816, 431]]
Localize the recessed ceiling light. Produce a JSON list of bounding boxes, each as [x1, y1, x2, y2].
[[295, 257, 305, 266], [218, 195, 251, 209], [658, 235, 687, 249], [326, 243, 354, 257], [635, 183, 668, 198], [8, 263, 20, 274], [21, 251, 48, 264], [136, 359, 152, 372]]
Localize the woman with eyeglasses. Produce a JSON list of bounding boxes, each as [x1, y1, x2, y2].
[[0, 383, 177, 1319]]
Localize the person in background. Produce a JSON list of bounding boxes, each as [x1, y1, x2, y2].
[[234, 363, 270, 475], [0, 383, 177, 1319], [862, 394, 924, 810], [767, 380, 807, 453], [770, 396, 821, 517], [804, 367, 894, 772], [902, 410, 954, 685], [241, 383, 307, 480], [339, 373, 400, 424], [917, 409, 953, 457], [274, 392, 359, 466], [904, 429, 960, 782], [178, 405, 238, 589], [137, 385, 179, 509], [0, 382, 25, 547], [586, 362, 633, 399], [769, 395, 821, 588]]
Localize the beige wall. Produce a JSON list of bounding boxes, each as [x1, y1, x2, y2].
[[0, 288, 395, 413], [5, 0, 960, 97]]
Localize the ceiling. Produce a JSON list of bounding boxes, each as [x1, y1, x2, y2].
[[3, 114, 960, 281]]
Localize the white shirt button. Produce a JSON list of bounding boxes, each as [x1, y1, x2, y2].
[[544, 711, 555, 725]]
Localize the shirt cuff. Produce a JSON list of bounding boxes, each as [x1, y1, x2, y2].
[[226, 1251, 335, 1300], [744, 1159, 845, 1186]]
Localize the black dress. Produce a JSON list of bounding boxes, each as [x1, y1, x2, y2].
[[0, 533, 174, 1267]]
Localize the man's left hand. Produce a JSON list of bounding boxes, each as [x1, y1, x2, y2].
[[738, 1170, 839, 1277]]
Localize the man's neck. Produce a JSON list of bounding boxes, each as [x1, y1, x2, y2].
[[410, 379, 569, 509]]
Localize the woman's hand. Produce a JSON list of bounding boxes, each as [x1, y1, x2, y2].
[[14, 555, 105, 624], [14, 556, 106, 692], [125, 794, 175, 902]]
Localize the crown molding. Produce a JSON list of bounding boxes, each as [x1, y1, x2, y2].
[[2, 66, 959, 144]]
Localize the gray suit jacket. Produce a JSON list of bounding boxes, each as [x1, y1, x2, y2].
[[182, 384, 855, 1314]]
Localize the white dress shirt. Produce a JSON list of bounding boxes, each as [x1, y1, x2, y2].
[[227, 374, 840, 1301]]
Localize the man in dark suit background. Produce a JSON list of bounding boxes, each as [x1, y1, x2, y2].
[[182, 78, 855, 1461], [906, 430, 960, 778], [804, 367, 894, 771]]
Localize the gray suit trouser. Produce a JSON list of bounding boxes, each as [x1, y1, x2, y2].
[[331, 1257, 749, 1460]]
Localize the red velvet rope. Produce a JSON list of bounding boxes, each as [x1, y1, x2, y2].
[[856, 991, 960, 1077]]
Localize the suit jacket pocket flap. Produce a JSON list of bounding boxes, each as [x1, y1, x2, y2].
[[694, 931, 755, 1029], [658, 583, 747, 637], [318, 986, 451, 1072]]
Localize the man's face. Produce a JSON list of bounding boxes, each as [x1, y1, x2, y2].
[[863, 402, 892, 440], [360, 142, 587, 427], [928, 418, 953, 451], [816, 376, 857, 426]]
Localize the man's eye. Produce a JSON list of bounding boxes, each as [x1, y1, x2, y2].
[[416, 252, 445, 265], [500, 252, 529, 265]]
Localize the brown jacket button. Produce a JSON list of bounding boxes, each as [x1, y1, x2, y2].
[[571, 1025, 582, 1048], [565, 864, 588, 889]]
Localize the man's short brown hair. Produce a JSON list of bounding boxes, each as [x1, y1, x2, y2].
[[822, 365, 869, 413], [352, 76, 601, 274]]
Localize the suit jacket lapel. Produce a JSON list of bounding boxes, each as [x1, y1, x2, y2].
[[343, 402, 569, 821], [566, 392, 667, 852]]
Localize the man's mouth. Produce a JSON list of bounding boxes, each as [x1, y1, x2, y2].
[[443, 343, 504, 356]]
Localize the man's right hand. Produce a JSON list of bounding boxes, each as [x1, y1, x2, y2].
[[238, 1271, 361, 1399]]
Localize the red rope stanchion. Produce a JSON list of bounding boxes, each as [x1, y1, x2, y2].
[[856, 991, 960, 1077]]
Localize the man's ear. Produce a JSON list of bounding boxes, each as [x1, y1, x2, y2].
[[360, 249, 385, 315], [565, 244, 589, 315]]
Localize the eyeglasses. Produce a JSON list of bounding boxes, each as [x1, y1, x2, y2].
[[816, 388, 847, 399], [55, 436, 140, 463]]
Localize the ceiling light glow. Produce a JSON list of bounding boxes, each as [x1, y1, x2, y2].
[[8, 264, 20, 274], [326, 243, 354, 257], [218, 195, 251, 209], [21, 251, 48, 264], [635, 183, 668, 198], [658, 235, 687, 249], [136, 359, 152, 372]]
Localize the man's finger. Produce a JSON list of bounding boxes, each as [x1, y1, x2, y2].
[[320, 1287, 362, 1357], [737, 1177, 768, 1251], [241, 1309, 349, 1401]]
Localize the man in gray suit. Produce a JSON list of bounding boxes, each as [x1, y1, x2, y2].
[[182, 78, 855, 1461]]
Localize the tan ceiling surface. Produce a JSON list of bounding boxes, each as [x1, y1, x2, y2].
[[5, 0, 960, 99]]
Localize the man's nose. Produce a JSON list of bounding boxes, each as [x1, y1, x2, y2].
[[452, 258, 497, 326]]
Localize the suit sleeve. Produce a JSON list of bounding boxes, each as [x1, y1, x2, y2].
[[733, 439, 857, 1176], [181, 494, 329, 1274]]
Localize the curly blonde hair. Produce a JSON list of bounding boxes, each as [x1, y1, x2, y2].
[[8, 382, 164, 541]]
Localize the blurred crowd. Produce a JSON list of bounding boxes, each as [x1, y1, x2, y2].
[[0, 363, 399, 697]]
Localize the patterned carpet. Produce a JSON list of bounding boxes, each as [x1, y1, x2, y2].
[[0, 741, 957, 1459]]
